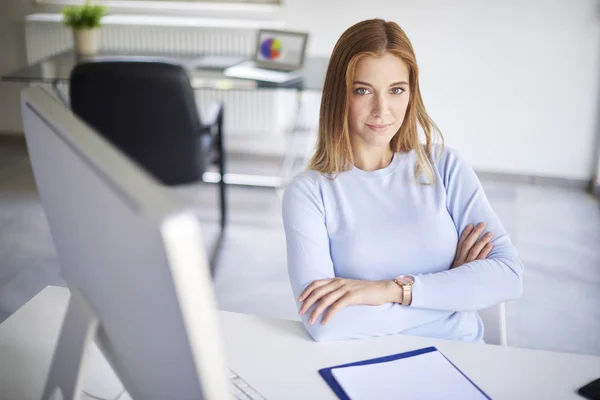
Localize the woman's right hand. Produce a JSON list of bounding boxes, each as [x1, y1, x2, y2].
[[451, 222, 494, 269]]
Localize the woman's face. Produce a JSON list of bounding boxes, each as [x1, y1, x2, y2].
[[348, 53, 410, 151]]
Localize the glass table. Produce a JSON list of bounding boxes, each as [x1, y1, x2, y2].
[[2, 49, 329, 188]]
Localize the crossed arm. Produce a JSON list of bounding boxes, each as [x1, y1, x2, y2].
[[297, 222, 495, 325]]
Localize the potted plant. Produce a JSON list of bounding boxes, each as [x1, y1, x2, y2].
[[62, 1, 107, 56]]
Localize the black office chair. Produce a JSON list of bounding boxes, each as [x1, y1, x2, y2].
[[69, 59, 226, 270]]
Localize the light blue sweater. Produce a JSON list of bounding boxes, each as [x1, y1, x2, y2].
[[282, 146, 524, 343]]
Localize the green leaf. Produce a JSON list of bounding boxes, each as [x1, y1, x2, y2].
[[62, 1, 107, 29]]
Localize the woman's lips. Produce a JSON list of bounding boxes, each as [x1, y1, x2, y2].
[[366, 123, 392, 132]]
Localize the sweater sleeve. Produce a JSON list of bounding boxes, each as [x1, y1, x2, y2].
[[410, 148, 524, 312], [282, 174, 452, 342]]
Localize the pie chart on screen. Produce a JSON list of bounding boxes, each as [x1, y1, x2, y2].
[[259, 37, 283, 60]]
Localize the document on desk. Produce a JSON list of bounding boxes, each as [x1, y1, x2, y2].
[[319, 346, 490, 400]]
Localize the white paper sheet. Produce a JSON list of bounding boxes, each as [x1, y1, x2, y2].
[[331, 350, 487, 400]]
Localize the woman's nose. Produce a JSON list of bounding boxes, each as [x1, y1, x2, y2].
[[371, 94, 389, 118]]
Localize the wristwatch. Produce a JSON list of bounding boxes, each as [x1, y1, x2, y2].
[[393, 275, 414, 306]]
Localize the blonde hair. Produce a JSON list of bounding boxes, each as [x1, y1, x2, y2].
[[308, 18, 443, 184]]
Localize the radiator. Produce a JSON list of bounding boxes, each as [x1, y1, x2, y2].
[[24, 14, 318, 156]]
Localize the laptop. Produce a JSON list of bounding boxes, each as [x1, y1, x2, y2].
[[224, 29, 309, 83]]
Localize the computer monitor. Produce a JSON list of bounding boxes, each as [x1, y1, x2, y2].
[[20, 86, 230, 400], [253, 29, 309, 71]]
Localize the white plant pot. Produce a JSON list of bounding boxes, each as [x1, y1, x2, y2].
[[73, 28, 100, 56]]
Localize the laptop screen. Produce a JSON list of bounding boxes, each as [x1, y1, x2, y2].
[[254, 29, 309, 71]]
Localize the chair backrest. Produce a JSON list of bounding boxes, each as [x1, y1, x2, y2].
[[478, 302, 508, 346], [70, 59, 206, 185]]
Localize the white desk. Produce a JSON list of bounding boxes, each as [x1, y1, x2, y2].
[[0, 286, 599, 400]]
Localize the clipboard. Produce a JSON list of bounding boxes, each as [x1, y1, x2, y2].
[[318, 346, 491, 400]]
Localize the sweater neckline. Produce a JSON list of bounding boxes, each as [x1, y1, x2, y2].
[[350, 152, 400, 179]]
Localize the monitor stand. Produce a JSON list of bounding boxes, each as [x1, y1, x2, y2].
[[42, 288, 125, 400]]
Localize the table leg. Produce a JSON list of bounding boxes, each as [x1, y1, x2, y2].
[[203, 89, 312, 190]]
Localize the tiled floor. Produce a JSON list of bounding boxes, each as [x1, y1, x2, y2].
[[1, 137, 599, 356]]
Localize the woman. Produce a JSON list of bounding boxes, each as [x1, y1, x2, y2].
[[282, 19, 524, 343]]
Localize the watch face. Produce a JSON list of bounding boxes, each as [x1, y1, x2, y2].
[[397, 275, 414, 285]]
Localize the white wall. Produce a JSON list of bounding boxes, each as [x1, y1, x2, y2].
[[280, 0, 600, 180], [0, 0, 35, 133], [1, 0, 598, 181]]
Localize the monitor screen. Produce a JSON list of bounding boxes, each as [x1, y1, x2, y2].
[[254, 30, 308, 69]]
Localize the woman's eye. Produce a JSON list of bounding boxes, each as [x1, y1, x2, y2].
[[354, 88, 370, 95], [391, 87, 405, 95]]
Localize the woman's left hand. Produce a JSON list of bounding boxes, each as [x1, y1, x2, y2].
[[298, 278, 397, 325]]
